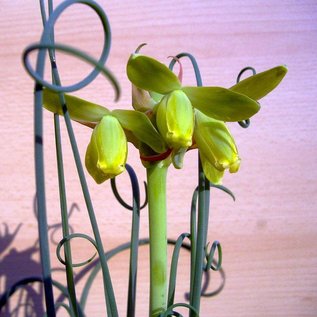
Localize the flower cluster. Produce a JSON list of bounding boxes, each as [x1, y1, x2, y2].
[[42, 51, 287, 184]]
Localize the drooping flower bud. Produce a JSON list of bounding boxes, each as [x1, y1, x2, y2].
[[155, 90, 194, 149], [194, 110, 240, 175], [85, 115, 127, 184]]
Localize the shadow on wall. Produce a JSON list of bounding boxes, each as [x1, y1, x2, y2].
[[0, 197, 80, 316], [0, 196, 226, 316]]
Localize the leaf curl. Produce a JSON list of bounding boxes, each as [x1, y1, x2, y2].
[[56, 233, 97, 268]]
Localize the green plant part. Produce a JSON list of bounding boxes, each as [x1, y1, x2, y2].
[[127, 53, 261, 122], [42, 89, 167, 183], [132, 84, 156, 112], [85, 115, 127, 183], [194, 110, 240, 184], [155, 90, 194, 149], [127, 53, 287, 182], [230, 65, 288, 100]]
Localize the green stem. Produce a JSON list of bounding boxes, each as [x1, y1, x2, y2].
[[147, 163, 168, 317], [190, 158, 210, 316]]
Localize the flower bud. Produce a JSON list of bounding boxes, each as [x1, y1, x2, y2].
[[194, 110, 240, 174], [156, 90, 194, 149], [85, 115, 127, 184], [132, 84, 156, 112]]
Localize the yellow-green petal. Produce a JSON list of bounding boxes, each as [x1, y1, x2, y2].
[[85, 115, 127, 184], [85, 135, 108, 184], [132, 85, 156, 112], [230, 65, 288, 100], [127, 54, 181, 94], [43, 89, 110, 123], [182, 86, 260, 122], [194, 110, 240, 172], [200, 152, 224, 185], [149, 91, 164, 103], [112, 109, 167, 153], [156, 90, 194, 149]]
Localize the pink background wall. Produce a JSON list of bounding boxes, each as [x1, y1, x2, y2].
[[1, 0, 316, 316]]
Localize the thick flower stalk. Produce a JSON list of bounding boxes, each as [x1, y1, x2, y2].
[[146, 161, 169, 317]]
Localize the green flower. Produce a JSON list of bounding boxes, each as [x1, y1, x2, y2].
[[42, 89, 167, 184], [85, 115, 127, 183], [127, 53, 262, 122], [127, 53, 287, 182], [194, 110, 240, 184], [155, 90, 194, 149], [42, 53, 287, 185], [126, 53, 258, 170]]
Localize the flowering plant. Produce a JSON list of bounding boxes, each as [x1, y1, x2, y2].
[[0, 0, 287, 316], [42, 50, 286, 316]]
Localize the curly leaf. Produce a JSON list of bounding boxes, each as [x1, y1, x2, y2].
[[230, 65, 288, 100], [43, 89, 110, 123], [182, 86, 260, 122], [112, 109, 167, 153], [127, 54, 181, 94]]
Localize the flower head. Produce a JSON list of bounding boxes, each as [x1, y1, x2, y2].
[[127, 52, 287, 183], [155, 90, 194, 149], [194, 110, 240, 184], [42, 88, 166, 184], [41, 51, 287, 185], [127, 53, 261, 122], [85, 115, 127, 183]]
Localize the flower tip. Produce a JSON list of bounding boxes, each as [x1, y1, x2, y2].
[[229, 158, 241, 173], [97, 161, 125, 176], [281, 65, 288, 76], [135, 43, 147, 54], [275, 65, 288, 77]]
